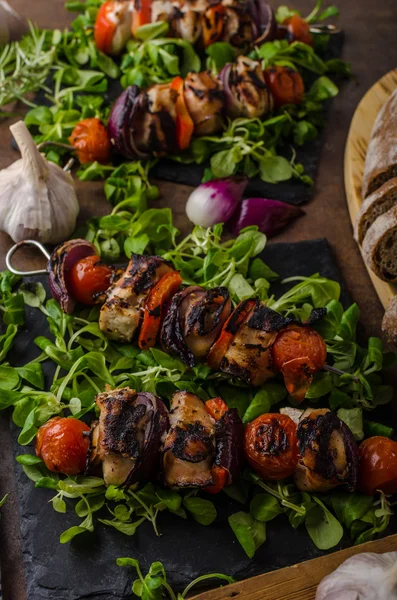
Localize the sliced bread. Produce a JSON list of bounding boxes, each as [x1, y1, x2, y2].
[[362, 204, 397, 282], [355, 177, 397, 245], [362, 88, 397, 198], [382, 295, 397, 347]]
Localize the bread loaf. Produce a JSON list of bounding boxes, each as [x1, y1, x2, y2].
[[382, 295, 397, 347], [355, 178, 397, 245], [362, 205, 397, 282], [362, 88, 397, 198]]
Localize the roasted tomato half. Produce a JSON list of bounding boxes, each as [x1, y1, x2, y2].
[[272, 325, 327, 403], [283, 14, 313, 46], [245, 413, 299, 480], [264, 66, 305, 108], [68, 255, 113, 305], [35, 417, 90, 476], [358, 436, 397, 496], [69, 118, 112, 165]]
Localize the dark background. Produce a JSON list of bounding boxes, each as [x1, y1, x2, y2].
[[0, 1, 397, 599]]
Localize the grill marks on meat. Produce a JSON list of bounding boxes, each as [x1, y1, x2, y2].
[[220, 300, 278, 386], [184, 72, 224, 135], [163, 391, 216, 487], [295, 410, 358, 492], [99, 254, 173, 342], [134, 84, 179, 156], [227, 56, 273, 118], [91, 388, 149, 486]]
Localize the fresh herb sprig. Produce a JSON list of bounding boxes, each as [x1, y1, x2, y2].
[[117, 557, 235, 600]]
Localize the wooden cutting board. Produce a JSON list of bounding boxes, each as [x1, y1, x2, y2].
[[344, 68, 397, 309]]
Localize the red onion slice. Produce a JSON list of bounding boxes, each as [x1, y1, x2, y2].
[[47, 239, 97, 314], [229, 197, 304, 238], [108, 85, 149, 159]]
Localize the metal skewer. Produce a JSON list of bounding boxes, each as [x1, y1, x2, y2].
[[6, 240, 49, 276], [324, 364, 359, 383]]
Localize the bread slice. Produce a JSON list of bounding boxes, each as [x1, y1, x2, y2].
[[355, 178, 397, 245], [362, 204, 397, 282], [382, 295, 397, 347], [362, 88, 397, 198]]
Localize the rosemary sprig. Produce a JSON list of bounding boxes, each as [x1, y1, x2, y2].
[[0, 23, 61, 108]]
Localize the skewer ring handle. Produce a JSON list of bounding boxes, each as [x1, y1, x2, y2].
[[5, 240, 50, 276]]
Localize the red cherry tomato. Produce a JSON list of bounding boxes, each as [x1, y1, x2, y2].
[[35, 417, 90, 476], [264, 66, 305, 108], [245, 413, 299, 480], [283, 14, 313, 46], [69, 118, 112, 165], [272, 325, 327, 403], [358, 436, 397, 496], [68, 255, 113, 306]]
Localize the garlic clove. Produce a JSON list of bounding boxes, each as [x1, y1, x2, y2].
[[0, 121, 79, 244], [316, 552, 397, 600]]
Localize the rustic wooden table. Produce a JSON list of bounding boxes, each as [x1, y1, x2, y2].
[[0, 1, 396, 599]]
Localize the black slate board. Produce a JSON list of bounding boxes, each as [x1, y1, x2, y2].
[[21, 36, 344, 207], [11, 238, 393, 600]]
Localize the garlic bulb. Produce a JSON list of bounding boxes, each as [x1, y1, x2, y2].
[[0, 121, 79, 244], [316, 552, 397, 600]]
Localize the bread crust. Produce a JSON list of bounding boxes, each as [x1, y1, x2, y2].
[[382, 295, 397, 347], [362, 88, 397, 198], [355, 177, 397, 245], [362, 204, 397, 282]]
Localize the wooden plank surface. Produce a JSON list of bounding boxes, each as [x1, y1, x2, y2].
[[344, 68, 397, 309], [0, 2, 397, 600], [192, 535, 397, 600]]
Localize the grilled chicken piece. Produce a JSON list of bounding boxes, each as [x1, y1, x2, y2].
[[161, 286, 232, 366], [184, 71, 224, 135], [295, 410, 358, 493], [220, 301, 278, 387], [163, 391, 216, 487], [90, 388, 169, 487], [279, 407, 330, 425], [99, 255, 173, 342], [170, 7, 203, 43], [223, 7, 255, 46], [226, 56, 273, 118], [134, 83, 179, 155]]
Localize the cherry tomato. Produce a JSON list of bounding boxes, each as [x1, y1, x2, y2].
[[358, 436, 397, 496], [94, 1, 117, 54], [69, 118, 112, 165], [264, 66, 305, 108], [245, 413, 299, 480], [283, 14, 313, 46], [68, 255, 113, 306], [35, 417, 90, 476], [272, 325, 327, 403]]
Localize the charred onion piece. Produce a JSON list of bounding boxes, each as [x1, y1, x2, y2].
[[163, 391, 216, 488], [221, 56, 273, 119], [99, 254, 173, 342], [295, 410, 358, 492], [214, 407, 244, 485], [47, 239, 98, 314], [272, 324, 327, 403], [251, 0, 277, 45], [108, 85, 149, 160], [90, 388, 169, 487], [183, 71, 224, 136], [161, 285, 231, 366]]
